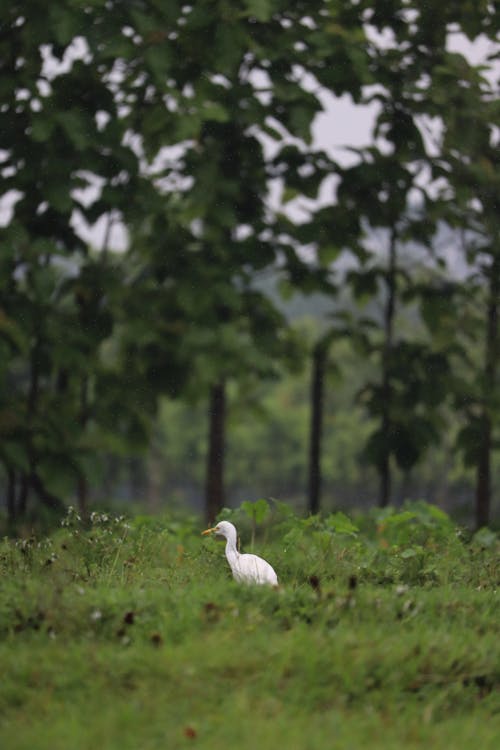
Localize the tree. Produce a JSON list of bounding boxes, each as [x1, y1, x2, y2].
[[297, 0, 496, 508], [307, 328, 343, 515], [117, 1, 372, 521], [0, 2, 154, 522], [4, 0, 497, 527], [428, 50, 500, 527]]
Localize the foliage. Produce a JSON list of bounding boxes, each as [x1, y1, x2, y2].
[[135, 327, 492, 521], [428, 51, 500, 527], [0, 0, 499, 526], [0, 0, 369, 519], [144, 341, 379, 512]]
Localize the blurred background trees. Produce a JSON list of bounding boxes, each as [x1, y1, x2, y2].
[[0, 0, 498, 530]]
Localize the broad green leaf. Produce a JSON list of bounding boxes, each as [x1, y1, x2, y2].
[[31, 117, 56, 142], [325, 512, 359, 537], [241, 498, 270, 523], [202, 102, 230, 123], [282, 186, 300, 204], [0, 311, 28, 352], [50, 7, 80, 45], [56, 111, 90, 150], [244, 0, 272, 23], [45, 182, 74, 213]]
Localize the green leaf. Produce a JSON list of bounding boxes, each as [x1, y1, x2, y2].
[[31, 117, 56, 142], [202, 102, 230, 123], [288, 104, 315, 144], [0, 311, 28, 352], [259, 122, 283, 141], [144, 46, 172, 84], [472, 528, 498, 548], [325, 512, 359, 537], [241, 498, 270, 523], [50, 7, 80, 46], [45, 182, 73, 213], [282, 186, 300, 204], [0, 440, 30, 471], [56, 111, 90, 150], [318, 245, 341, 264], [244, 0, 272, 22], [400, 548, 419, 559]]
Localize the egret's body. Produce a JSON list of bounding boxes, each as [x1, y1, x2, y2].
[[202, 521, 278, 586]]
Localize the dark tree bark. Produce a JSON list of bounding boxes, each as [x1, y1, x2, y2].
[[30, 471, 65, 513], [6, 467, 17, 523], [76, 377, 90, 520], [205, 381, 226, 524], [379, 229, 397, 507], [308, 342, 327, 515], [77, 474, 89, 521], [17, 473, 30, 516], [475, 414, 492, 529], [475, 254, 499, 528], [15, 329, 40, 519]]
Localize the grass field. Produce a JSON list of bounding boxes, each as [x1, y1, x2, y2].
[[0, 502, 499, 749]]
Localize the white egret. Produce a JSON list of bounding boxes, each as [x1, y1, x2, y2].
[[202, 520, 278, 586]]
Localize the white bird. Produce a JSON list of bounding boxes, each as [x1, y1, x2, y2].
[[202, 520, 278, 586]]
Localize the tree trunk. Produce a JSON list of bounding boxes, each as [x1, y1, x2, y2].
[[77, 474, 89, 521], [76, 377, 90, 520], [379, 229, 397, 507], [379, 451, 391, 509], [30, 472, 65, 514], [205, 381, 226, 524], [475, 414, 492, 529], [16, 330, 39, 519], [475, 254, 499, 528], [17, 473, 30, 516], [6, 467, 17, 523], [308, 343, 327, 515], [146, 444, 163, 513]]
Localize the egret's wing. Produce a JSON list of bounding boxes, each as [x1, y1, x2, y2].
[[237, 553, 278, 585]]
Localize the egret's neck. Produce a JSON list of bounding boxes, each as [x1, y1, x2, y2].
[[224, 535, 239, 564]]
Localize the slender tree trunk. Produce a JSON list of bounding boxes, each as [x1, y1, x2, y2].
[[17, 473, 29, 516], [475, 415, 492, 529], [77, 474, 89, 521], [475, 254, 499, 528], [19, 327, 65, 518], [30, 471, 65, 513], [205, 381, 226, 524], [77, 377, 89, 520], [308, 343, 327, 515], [16, 330, 40, 519], [6, 467, 16, 523], [379, 229, 397, 507], [146, 443, 163, 513], [129, 455, 146, 501]]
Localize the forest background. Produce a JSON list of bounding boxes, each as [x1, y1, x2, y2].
[[0, 0, 499, 532]]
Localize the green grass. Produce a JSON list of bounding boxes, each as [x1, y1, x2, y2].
[[0, 504, 499, 749]]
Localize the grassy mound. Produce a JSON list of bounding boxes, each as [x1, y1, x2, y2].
[[0, 503, 498, 749]]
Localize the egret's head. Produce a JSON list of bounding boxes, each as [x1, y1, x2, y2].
[[202, 520, 237, 543]]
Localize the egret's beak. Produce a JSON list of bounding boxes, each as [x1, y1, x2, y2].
[[202, 527, 217, 536]]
